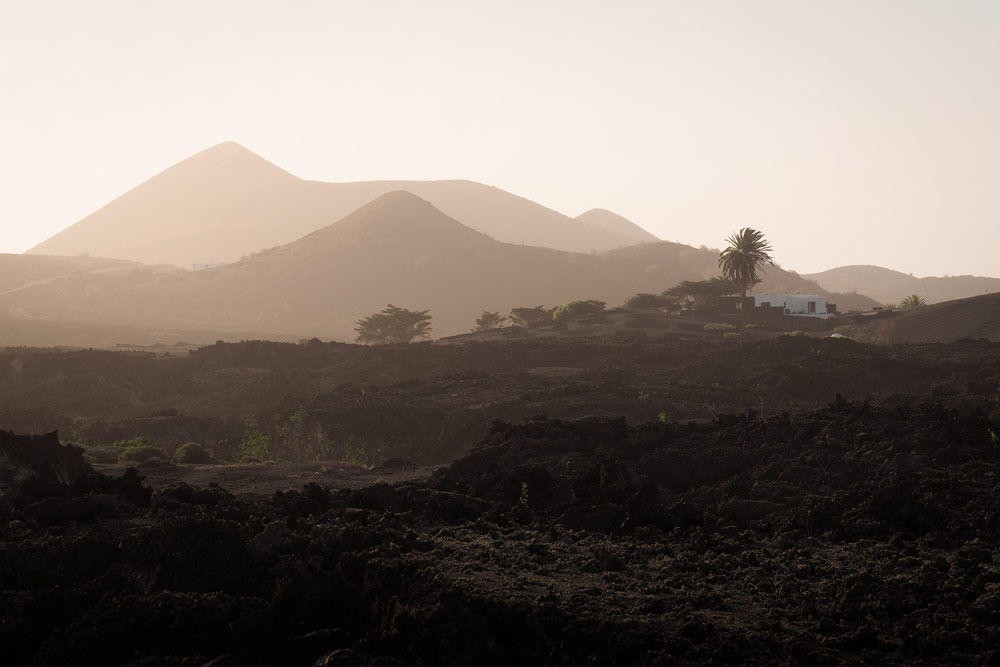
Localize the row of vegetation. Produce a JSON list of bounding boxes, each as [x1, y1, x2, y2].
[[352, 276, 753, 344], [79, 436, 217, 466], [76, 408, 375, 466], [354, 228, 905, 345], [883, 294, 927, 310]]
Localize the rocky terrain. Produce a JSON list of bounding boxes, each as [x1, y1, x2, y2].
[[2, 328, 1000, 665]]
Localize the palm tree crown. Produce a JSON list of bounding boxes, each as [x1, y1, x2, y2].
[[900, 294, 926, 309], [718, 227, 775, 295]]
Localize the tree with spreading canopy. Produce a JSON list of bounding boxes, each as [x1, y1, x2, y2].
[[664, 277, 737, 312], [718, 228, 774, 342], [624, 292, 680, 312], [472, 311, 507, 332], [355, 304, 432, 344], [509, 306, 554, 326]]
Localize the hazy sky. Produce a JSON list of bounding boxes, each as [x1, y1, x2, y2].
[[3, 0, 999, 277]]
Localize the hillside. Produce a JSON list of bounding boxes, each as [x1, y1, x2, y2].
[[28, 142, 645, 267], [2, 192, 853, 345], [27, 143, 314, 269], [854, 292, 1000, 344], [305, 180, 641, 254], [574, 208, 660, 243], [805, 264, 1000, 306], [0, 253, 175, 295]]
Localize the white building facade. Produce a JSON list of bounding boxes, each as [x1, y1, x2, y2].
[[753, 293, 831, 318]]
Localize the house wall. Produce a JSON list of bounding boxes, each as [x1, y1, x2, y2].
[[754, 294, 829, 318]]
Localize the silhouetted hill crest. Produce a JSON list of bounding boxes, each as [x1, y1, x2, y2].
[[28, 143, 651, 266], [576, 208, 659, 243], [805, 265, 1000, 305]]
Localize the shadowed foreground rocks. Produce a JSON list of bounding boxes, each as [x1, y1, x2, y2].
[[3, 398, 1000, 665]]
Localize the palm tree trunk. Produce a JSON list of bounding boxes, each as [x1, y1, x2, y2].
[[739, 286, 746, 344]]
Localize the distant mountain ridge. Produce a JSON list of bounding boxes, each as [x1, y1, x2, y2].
[[574, 209, 660, 243], [28, 142, 652, 267], [4, 192, 866, 344], [805, 265, 1000, 306]]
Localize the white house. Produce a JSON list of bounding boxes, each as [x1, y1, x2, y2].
[[753, 293, 833, 318]]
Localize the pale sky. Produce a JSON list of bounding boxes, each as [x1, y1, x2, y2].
[[2, 0, 999, 278]]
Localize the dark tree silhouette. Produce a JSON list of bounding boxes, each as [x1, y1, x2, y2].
[[355, 304, 432, 344], [624, 292, 679, 312], [472, 311, 507, 332], [664, 277, 737, 312], [509, 306, 553, 326]]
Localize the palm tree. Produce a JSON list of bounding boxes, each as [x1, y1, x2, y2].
[[718, 228, 775, 342], [900, 294, 926, 309]]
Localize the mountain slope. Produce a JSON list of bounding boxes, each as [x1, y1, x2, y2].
[[28, 142, 647, 267], [28, 142, 317, 268], [305, 180, 642, 253], [3, 192, 868, 344], [857, 292, 1000, 344], [0, 253, 175, 295], [575, 208, 659, 243], [805, 265, 1000, 306]]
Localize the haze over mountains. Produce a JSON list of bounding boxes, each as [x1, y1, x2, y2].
[[29, 142, 651, 268], [25, 139, 1000, 348], [804, 265, 1000, 307], [2, 191, 867, 345]]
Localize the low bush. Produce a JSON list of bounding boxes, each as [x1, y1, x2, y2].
[[624, 293, 674, 310], [118, 445, 171, 463], [113, 436, 157, 449], [784, 330, 808, 337], [552, 300, 606, 321], [723, 331, 740, 338], [175, 442, 215, 464], [703, 323, 736, 331]]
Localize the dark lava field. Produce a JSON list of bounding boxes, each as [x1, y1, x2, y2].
[[3, 332, 1000, 665]]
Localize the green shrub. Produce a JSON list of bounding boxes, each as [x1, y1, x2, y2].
[[784, 330, 807, 337], [723, 331, 740, 338], [175, 442, 215, 464], [342, 434, 368, 465], [703, 323, 736, 331], [552, 300, 606, 321], [240, 421, 274, 461], [745, 323, 765, 330], [112, 436, 157, 449], [118, 445, 171, 463]]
